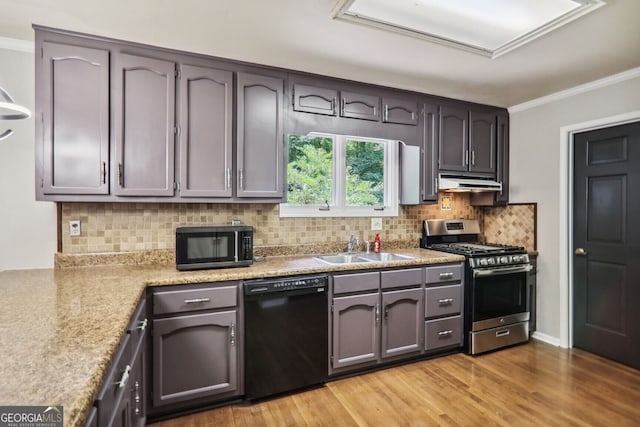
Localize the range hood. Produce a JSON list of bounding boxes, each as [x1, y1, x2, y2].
[[438, 174, 502, 193]]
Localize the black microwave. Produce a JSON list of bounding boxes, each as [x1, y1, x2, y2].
[[176, 225, 253, 270]]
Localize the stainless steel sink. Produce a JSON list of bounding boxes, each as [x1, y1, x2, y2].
[[314, 254, 370, 264], [314, 252, 415, 265], [358, 252, 415, 262]]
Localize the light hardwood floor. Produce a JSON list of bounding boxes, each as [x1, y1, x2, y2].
[[149, 340, 640, 426]]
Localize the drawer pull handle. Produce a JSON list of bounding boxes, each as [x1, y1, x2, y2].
[[137, 318, 148, 332], [115, 365, 131, 389], [438, 330, 453, 337], [438, 298, 454, 305], [439, 272, 454, 280], [184, 297, 211, 304], [496, 329, 510, 337]]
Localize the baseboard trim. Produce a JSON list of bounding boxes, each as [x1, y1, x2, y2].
[[532, 331, 564, 348]]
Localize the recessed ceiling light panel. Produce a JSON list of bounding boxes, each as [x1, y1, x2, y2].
[[331, 0, 606, 58]]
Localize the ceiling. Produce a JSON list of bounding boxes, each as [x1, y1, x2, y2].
[[0, 0, 638, 107]]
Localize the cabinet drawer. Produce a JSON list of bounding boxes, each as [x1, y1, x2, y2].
[[153, 285, 237, 315], [426, 264, 463, 284], [95, 333, 131, 427], [333, 272, 380, 295], [425, 284, 462, 318], [425, 316, 462, 351], [381, 268, 422, 289]]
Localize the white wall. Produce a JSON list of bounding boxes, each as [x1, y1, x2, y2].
[[0, 45, 57, 271], [508, 69, 640, 345]]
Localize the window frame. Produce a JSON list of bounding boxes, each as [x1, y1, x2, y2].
[[280, 132, 399, 218]]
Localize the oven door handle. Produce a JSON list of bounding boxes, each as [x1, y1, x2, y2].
[[473, 264, 533, 278]]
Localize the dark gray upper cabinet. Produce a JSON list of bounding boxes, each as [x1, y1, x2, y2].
[[178, 65, 233, 198], [112, 53, 176, 197], [469, 111, 496, 174], [38, 42, 110, 196], [438, 105, 468, 173], [495, 112, 509, 204], [421, 102, 439, 203], [292, 83, 337, 116], [470, 111, 508, 206], [236, 72, 284, 199], [340, 90, 380, 121], [382, 97, 419, 126], [439, 106, 497, 176]]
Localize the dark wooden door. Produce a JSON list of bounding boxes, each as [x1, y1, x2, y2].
[[573, 121, 640, 370], [332, 293, 380, 370]]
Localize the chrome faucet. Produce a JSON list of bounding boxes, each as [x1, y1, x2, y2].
[[347, 235, 360, 254]]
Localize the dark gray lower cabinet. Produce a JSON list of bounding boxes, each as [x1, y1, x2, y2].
[[381, 288, 423, 358], [332, 292, 380, 369], [150, 282, 241, 415], [91, 298, 148, 427], [152, 310, 238, 406], [330, 268, 424, 375], [424, 264, 464, 352]]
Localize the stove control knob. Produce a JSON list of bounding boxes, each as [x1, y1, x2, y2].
[[500, 256, 509, 264], [487, 257, 496, 265], [480, 258, 488, 266]]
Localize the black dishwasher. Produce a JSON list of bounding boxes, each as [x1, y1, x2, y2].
[[244, 274, 328, 401]]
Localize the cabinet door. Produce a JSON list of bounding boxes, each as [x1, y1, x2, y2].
[[382, 97, 418, 126], [421, 102, 439, 202], [495, 112, 509, 204], [381, 288, 423, 359], [469, 111, 496, 174], [152, 310, 237, 407], [332, 293, 380, 369], [113, 53, 175, 196], [340, 90, 380, 121], [40, 42, 109, 195], [178, 65, 233, 197], [236, 73, 284, 198], [438, 105, 468, 172], [292, 83, 337, 116]]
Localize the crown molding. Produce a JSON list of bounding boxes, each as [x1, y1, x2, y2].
[[0, 36, 34, 53], [509, 67, 640, 113]]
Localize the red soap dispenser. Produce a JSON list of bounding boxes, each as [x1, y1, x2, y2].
[[374, 233, 381, 253]]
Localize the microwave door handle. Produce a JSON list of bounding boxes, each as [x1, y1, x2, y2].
[[473, 264, 533, 278], [234, 231, 239, 262]]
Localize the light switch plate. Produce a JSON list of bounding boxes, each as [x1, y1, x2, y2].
[[371, 217, 382, 231], [69, 220, 81, 237]]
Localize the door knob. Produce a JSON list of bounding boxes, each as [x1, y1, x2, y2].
[[574, 248, 587, 256]]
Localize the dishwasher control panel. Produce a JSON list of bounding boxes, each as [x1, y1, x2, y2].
[[244, 274, 328, 294]]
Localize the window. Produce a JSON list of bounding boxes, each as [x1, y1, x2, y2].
[[281, 132, 398, 217]]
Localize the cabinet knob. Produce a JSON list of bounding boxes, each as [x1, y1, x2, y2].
[[574, 248, 587, 256]]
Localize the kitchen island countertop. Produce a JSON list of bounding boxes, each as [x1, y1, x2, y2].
[[0, 248, 463, 427]]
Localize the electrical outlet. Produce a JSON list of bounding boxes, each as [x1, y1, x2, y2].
[[69, 220, 81, 237], [371, 217, 382, 231]]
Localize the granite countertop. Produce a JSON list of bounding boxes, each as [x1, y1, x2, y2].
[[0, 248, 463, 427]]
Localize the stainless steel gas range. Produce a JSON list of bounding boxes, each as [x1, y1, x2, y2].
[[421, 219, 533, 355]]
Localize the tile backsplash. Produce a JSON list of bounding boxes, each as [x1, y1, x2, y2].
[[60, 193, 484, 254], [482, 203, 536, 251]]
